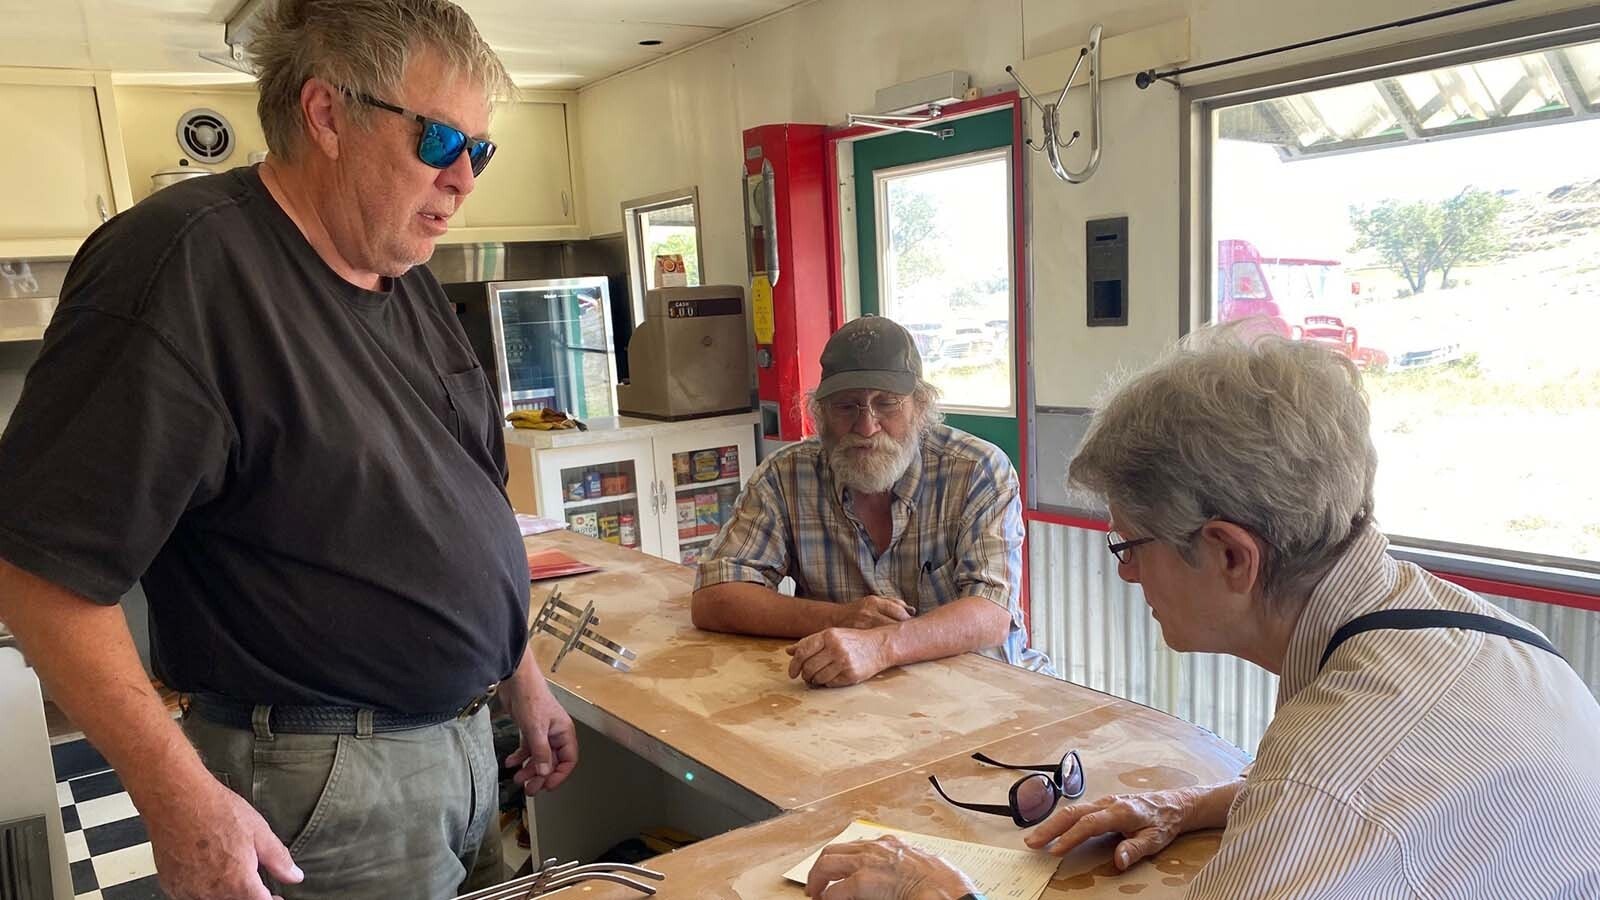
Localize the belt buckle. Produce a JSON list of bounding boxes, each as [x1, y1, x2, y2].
[[457, 682, 498, 720]]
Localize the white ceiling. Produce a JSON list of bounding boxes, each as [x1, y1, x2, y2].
[[0, 0, 810, 88]]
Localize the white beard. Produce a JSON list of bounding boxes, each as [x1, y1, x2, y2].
[[826, 427, 922, 494]]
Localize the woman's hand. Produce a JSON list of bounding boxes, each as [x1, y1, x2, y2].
[[1025, 780, 1243, 871]]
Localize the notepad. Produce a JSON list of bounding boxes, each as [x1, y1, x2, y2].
[[782, 820, 1058, 900]]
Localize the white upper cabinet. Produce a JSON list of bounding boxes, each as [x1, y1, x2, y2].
[[0, 74, 583, 257], [446, 96, 581, 242], [0, 70, 132, 259]]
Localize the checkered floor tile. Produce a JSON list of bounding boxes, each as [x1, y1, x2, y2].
[[57, 767, 163, 900]]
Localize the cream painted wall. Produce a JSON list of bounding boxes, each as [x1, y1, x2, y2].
[[113, 86, 268, 203], [577, 0, 1594, 406]]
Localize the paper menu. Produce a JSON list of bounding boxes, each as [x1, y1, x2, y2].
[[782, 820, 1058, 900]]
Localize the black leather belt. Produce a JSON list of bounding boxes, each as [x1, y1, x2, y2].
[[186, 686, 497, 736]]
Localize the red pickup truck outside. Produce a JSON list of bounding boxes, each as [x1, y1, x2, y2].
[[1215, 238, 1462, 370]]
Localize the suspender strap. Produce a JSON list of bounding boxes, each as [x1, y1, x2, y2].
[[1319, 609, 1562, 672]]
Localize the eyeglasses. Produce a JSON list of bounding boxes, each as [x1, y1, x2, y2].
[[928, 750, 1085, 827], [353, 93, 497, 177], [1106, 531, 1155, 564], [826, 396, 907, 422]]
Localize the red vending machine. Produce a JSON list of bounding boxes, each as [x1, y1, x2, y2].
[[742, 123, 833, 443]]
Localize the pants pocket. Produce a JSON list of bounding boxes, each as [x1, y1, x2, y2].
[[182, 713, 248, 801], [251, 735, 350, 858]]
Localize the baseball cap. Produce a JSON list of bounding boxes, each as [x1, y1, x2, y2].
[[815, 315, 923, 399]]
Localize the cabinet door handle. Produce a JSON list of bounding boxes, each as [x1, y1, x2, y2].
[[560, 191, 570, 219], [96, 195, 110, 223]]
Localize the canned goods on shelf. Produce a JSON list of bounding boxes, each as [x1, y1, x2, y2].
[[692, 449, 720, 482]]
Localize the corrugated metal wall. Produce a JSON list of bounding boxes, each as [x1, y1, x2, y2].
[[1028, 522, 1600, 755]]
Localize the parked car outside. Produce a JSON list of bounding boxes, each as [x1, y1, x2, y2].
[[902, 321, 944, 365], [936, 321, 994, 366]]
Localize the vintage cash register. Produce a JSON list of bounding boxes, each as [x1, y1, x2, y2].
[[617, 285, 755, 420]]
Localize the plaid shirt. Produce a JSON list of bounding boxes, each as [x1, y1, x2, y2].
[[695, 425, 1051, 672]]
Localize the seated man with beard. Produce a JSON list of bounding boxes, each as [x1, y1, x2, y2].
[[692, 315, 1051, 686]]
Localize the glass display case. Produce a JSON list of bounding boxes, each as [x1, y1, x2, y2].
[[485, 276, 618, 419]]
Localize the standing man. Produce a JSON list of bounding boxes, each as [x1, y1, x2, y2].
[[692, 316, 1051, 686], [0, 2, 575, 898]]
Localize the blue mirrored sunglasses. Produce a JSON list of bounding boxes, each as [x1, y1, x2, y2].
[[354, 93, 496, 176]]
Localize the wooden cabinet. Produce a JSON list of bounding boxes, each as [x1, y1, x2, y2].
[[0, 72, 583, 257], [0, 69, 133, 259], [445, 94, 583, 244], [506, 413, 760, 566]]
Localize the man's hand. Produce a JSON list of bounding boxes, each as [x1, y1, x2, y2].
[[786, 627, 892, 687], [833, 595, 913, 630], [143, 773, 302, 900], [505, 682, 580, 795], [805, 836, 977, 899]]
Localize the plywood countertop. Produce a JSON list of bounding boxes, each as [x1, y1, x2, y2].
[[522, 532, 1248, 897]]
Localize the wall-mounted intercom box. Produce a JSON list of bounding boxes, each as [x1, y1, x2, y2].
[[1086, 217, 1129, 327]]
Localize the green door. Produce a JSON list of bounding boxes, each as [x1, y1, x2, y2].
[[852, 108, 1020, 464]]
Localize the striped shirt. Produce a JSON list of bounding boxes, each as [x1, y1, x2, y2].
[[695, 425, 1051, 672], [1189, 527, 1600, 898]]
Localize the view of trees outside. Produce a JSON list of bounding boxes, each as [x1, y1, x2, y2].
[[1213, 84, 1600, 563], [880, 153, 1012, 411], [1348, 188, 1507, 294]]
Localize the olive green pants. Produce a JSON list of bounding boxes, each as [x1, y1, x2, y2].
[[182, 706, 505, 899]]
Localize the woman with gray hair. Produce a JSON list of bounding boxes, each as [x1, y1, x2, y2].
[[804, 328, 1600, 898]]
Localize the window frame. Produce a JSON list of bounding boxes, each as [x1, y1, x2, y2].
[[1178, 7, 1600, 602], [870, 145, 1018, 417], [620, 187, 705, 327]]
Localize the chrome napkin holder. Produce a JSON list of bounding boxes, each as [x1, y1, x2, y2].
[[530, 587, 637, 673]]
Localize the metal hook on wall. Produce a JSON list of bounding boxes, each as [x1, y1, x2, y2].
[[1006, 23, 1103, 184]]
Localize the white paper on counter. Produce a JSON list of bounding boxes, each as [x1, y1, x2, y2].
[[516, 514, 568, 536], [782, 819, 1058, 900]]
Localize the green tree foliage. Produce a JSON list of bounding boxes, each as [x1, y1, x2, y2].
[[889, 187, 945, 287], [1349, 188, 1506, 293]]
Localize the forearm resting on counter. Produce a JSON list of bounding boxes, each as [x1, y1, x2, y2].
[[691, 581, 848, 639], [880, 595, 1014, 668], [0, 557, 212, 804]]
